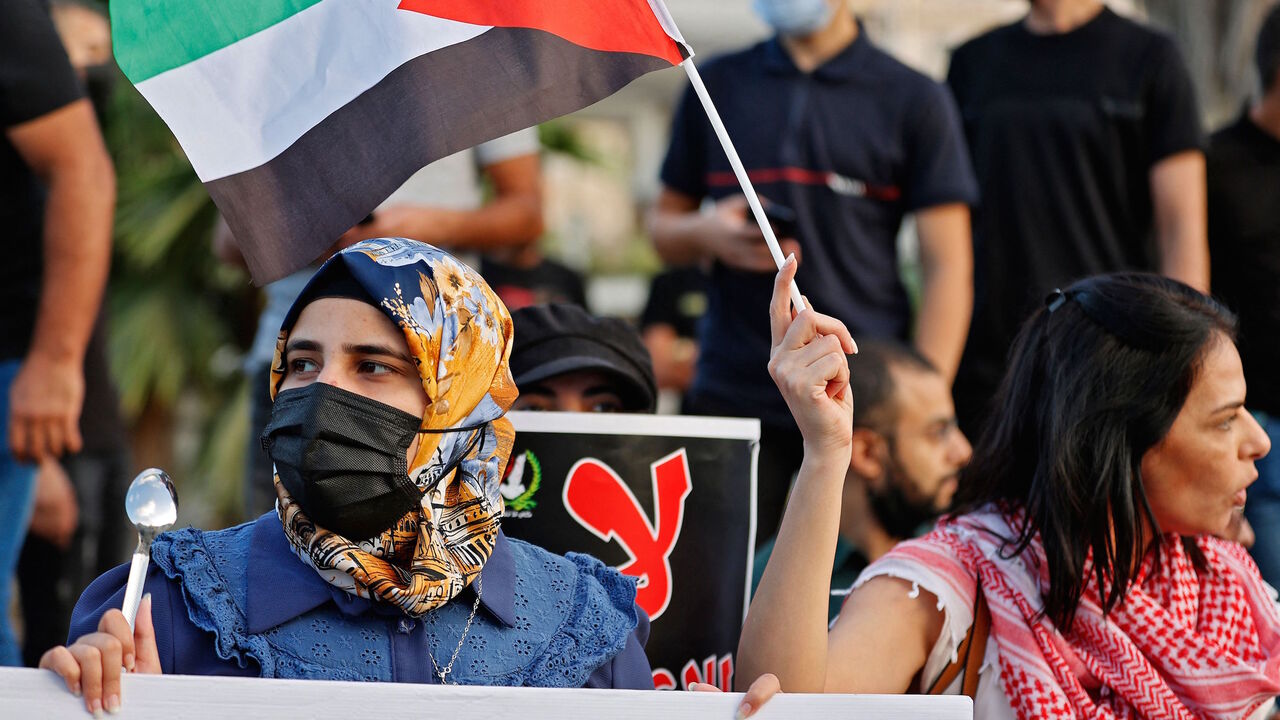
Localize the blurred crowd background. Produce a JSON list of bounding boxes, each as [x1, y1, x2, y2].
[[6, 0, 1278, 668]]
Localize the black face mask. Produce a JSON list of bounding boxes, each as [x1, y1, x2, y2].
[[262, 383, 428, 541]]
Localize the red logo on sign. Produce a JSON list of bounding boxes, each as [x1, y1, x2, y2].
[[562, 449, 692, 620]]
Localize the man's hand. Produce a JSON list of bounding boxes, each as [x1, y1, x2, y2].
[[29, 457, 78, 548], [703, 196, 800, 273], [338, 205, 456, 249], [8, 351, 84, 462], [650, 188, 800, 272], [40, 597, 162, 717]]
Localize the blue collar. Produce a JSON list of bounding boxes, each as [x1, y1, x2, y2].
[[761, 21, 869, 82], [244, 512, 516, 633]]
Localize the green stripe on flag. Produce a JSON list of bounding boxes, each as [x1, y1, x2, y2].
[[111, 0, 323, 83]]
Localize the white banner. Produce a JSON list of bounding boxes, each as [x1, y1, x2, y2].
[[1, 667, 972, 718]]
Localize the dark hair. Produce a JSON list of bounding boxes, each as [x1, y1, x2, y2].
[[954, 273, 1236, 631], [1259, 3, 1280, 92], [848, 340, 937, 431]]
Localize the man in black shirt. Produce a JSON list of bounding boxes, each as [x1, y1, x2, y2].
[[1208, 4, 1280, 589], [0, 0, 115, 666], [948, 0, 1208, 436]]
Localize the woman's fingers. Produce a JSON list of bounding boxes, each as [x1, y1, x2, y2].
[[68, 638, 110, 716], [97, 609, 135, 673], [35, 603, 159, 717], [809, 351, 852, 401], [768, 254, 799, 348], [789, 333, 848, 372], [738, 673, 782, 718], [134, 594, 162, 673], [38, 645, 82, 697], [686, 681, 721, 692], [783, 310, 856, 355]]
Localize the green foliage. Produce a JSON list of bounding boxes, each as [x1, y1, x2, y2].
[[103, 77, 256, 525], [538, 121, 601, 164]]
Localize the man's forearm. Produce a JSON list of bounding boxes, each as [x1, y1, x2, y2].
[[1152, 151, 1209, 292], [429, 193, 543, 251], [913, 206, 973, 382], [915, 266, 970, 383], [649, 209, 714, 266], [1157, 222, 1209, 293], [29, 147, 115, 363], [649, 188, 714, 266]]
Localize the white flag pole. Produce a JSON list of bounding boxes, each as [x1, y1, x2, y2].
[[680, 58, 806, 312]]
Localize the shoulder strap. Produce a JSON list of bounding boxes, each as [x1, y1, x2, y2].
[[926, 582, 990, 699]]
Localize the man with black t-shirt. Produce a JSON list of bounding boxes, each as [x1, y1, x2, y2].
[[650, 0, 977, 545], [0, 0, 115, 666], [948, 0, 1209, 436], [1208, 3, 1280, 590]]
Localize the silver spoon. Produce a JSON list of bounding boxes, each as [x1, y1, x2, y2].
[[121, 468, 178, 629]]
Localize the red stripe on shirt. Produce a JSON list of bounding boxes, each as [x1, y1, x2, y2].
[[705, 168, 901, 201]]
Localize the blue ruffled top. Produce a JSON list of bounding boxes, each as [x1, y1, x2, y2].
[[68, 512, 652, 688]]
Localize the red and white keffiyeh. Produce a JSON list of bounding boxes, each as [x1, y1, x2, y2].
[[858, 508, 1280, 719]]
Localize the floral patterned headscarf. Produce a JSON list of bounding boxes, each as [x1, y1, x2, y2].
[[269, 237, 517, 617]]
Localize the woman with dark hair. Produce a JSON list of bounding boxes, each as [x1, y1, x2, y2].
[[736, 259, 1280, 719]]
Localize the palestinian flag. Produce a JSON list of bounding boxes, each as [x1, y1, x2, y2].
[[111, 0, 689, 283]]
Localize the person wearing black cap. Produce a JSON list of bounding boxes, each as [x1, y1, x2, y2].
[[509, 304, 657, 415]]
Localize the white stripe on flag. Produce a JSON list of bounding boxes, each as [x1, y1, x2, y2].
[[136, 0, 490, 181]]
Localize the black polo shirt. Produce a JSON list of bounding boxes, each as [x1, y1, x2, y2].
[[660, 33, 977, 427]]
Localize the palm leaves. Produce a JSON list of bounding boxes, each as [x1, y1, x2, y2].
[[104, 78, 256, 527]]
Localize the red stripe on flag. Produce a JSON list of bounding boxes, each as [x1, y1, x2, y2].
[[398, 0, 684, 66]]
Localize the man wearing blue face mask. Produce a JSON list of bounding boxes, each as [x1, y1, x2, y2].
[[650, 0, 978, 547]]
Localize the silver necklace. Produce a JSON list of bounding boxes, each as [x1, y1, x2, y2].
[[429, 575, 482, 684]]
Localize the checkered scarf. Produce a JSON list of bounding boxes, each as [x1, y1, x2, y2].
[[860, 509, 1280, 719]]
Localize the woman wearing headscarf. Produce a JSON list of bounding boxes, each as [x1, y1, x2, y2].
[[41, 238, 652, 716], [735, 258, 1280, 719]]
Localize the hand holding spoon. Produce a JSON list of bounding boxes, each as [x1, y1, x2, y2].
[[121, 468, 178, 629]]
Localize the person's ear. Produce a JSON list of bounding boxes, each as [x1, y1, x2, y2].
[[849, 428, 886, 485]]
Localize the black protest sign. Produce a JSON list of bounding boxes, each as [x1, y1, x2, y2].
[[500, 411, 759, 690]]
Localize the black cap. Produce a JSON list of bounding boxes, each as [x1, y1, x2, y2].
[[510, 304, 657, 413]]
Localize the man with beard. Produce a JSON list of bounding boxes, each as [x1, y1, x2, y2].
[[751, 340, 971, 621]]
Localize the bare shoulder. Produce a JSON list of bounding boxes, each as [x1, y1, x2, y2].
[[823, 575, 947, 693]]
